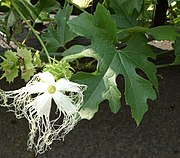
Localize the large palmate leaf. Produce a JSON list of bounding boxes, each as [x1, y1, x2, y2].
[[109, 0, 140, 29], [147, 25, 179, 41], [42, 5, 76, 53], [115, 0, 143, 13], [65, 4, 157, 125]]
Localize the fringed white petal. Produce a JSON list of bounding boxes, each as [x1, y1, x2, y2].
[[26, 108, 80, 154], [25, 93, 52, 117], [25, 82, 48, 94], [0, 72, 87, 155], [56, 78, 86, 92], [23, 93, 54, 154], [35, 72, 55, 84], [53, 91, 78, 115], [24, 91, 81, 154], [0, 78, 49, 118], [25, 72, 50, 94], [1, 88, 33, 118], [0, 89, 8, 107]]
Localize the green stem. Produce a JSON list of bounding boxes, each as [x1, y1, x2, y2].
[[12, 2, 51, 64], [156, 63, 174, 68], [11, 36, 23, 48], [22, 22, 36, 45]]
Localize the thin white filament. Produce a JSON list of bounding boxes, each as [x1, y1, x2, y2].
[[0, 72, 87, 154]]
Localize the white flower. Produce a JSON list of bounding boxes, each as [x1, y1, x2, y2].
[[71, 0, 92, 8], [1, 72, 87, 154]]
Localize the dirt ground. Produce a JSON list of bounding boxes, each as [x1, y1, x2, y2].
[[0, 37, 179, 158]]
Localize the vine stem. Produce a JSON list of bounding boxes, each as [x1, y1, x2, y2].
[[21, 22, 36, 45], [12, 2, 51, 64], [156, 63, 175, 68]]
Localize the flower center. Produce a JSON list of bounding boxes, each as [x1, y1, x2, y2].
[[48, 85, 56, 94]]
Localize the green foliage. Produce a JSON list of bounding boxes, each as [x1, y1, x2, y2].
[[168, 0, 180, 4], [0, 48, 41, 82], [147, 25, 179, 40], [17, 48, 35, 81], [1, 0, 180, 125], [42, 5, 76, 53], [110, 0, 139, 28], [0, 13, 6, 33], [11, 0, 60, 23], [0, 50, 19, 82], [0, 0, 11, 11], [115, 0, 143, 13], [43, 60, 73, 80], [7, 11, 22, 34], [167, 0, 180, 24], [33, 51, 42, 67], [117, 26, 150, 41], [0, 8, 22, 41], [0, 0, 60, 41], [64, 4, 157, 124]]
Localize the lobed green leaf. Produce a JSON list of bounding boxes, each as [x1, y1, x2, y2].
[[147, 25, 179, 41], [17, 48, 35, 81], [0, 50, 19, 82], [42, 5, 76, 53], [66, 4, 157, 124]]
